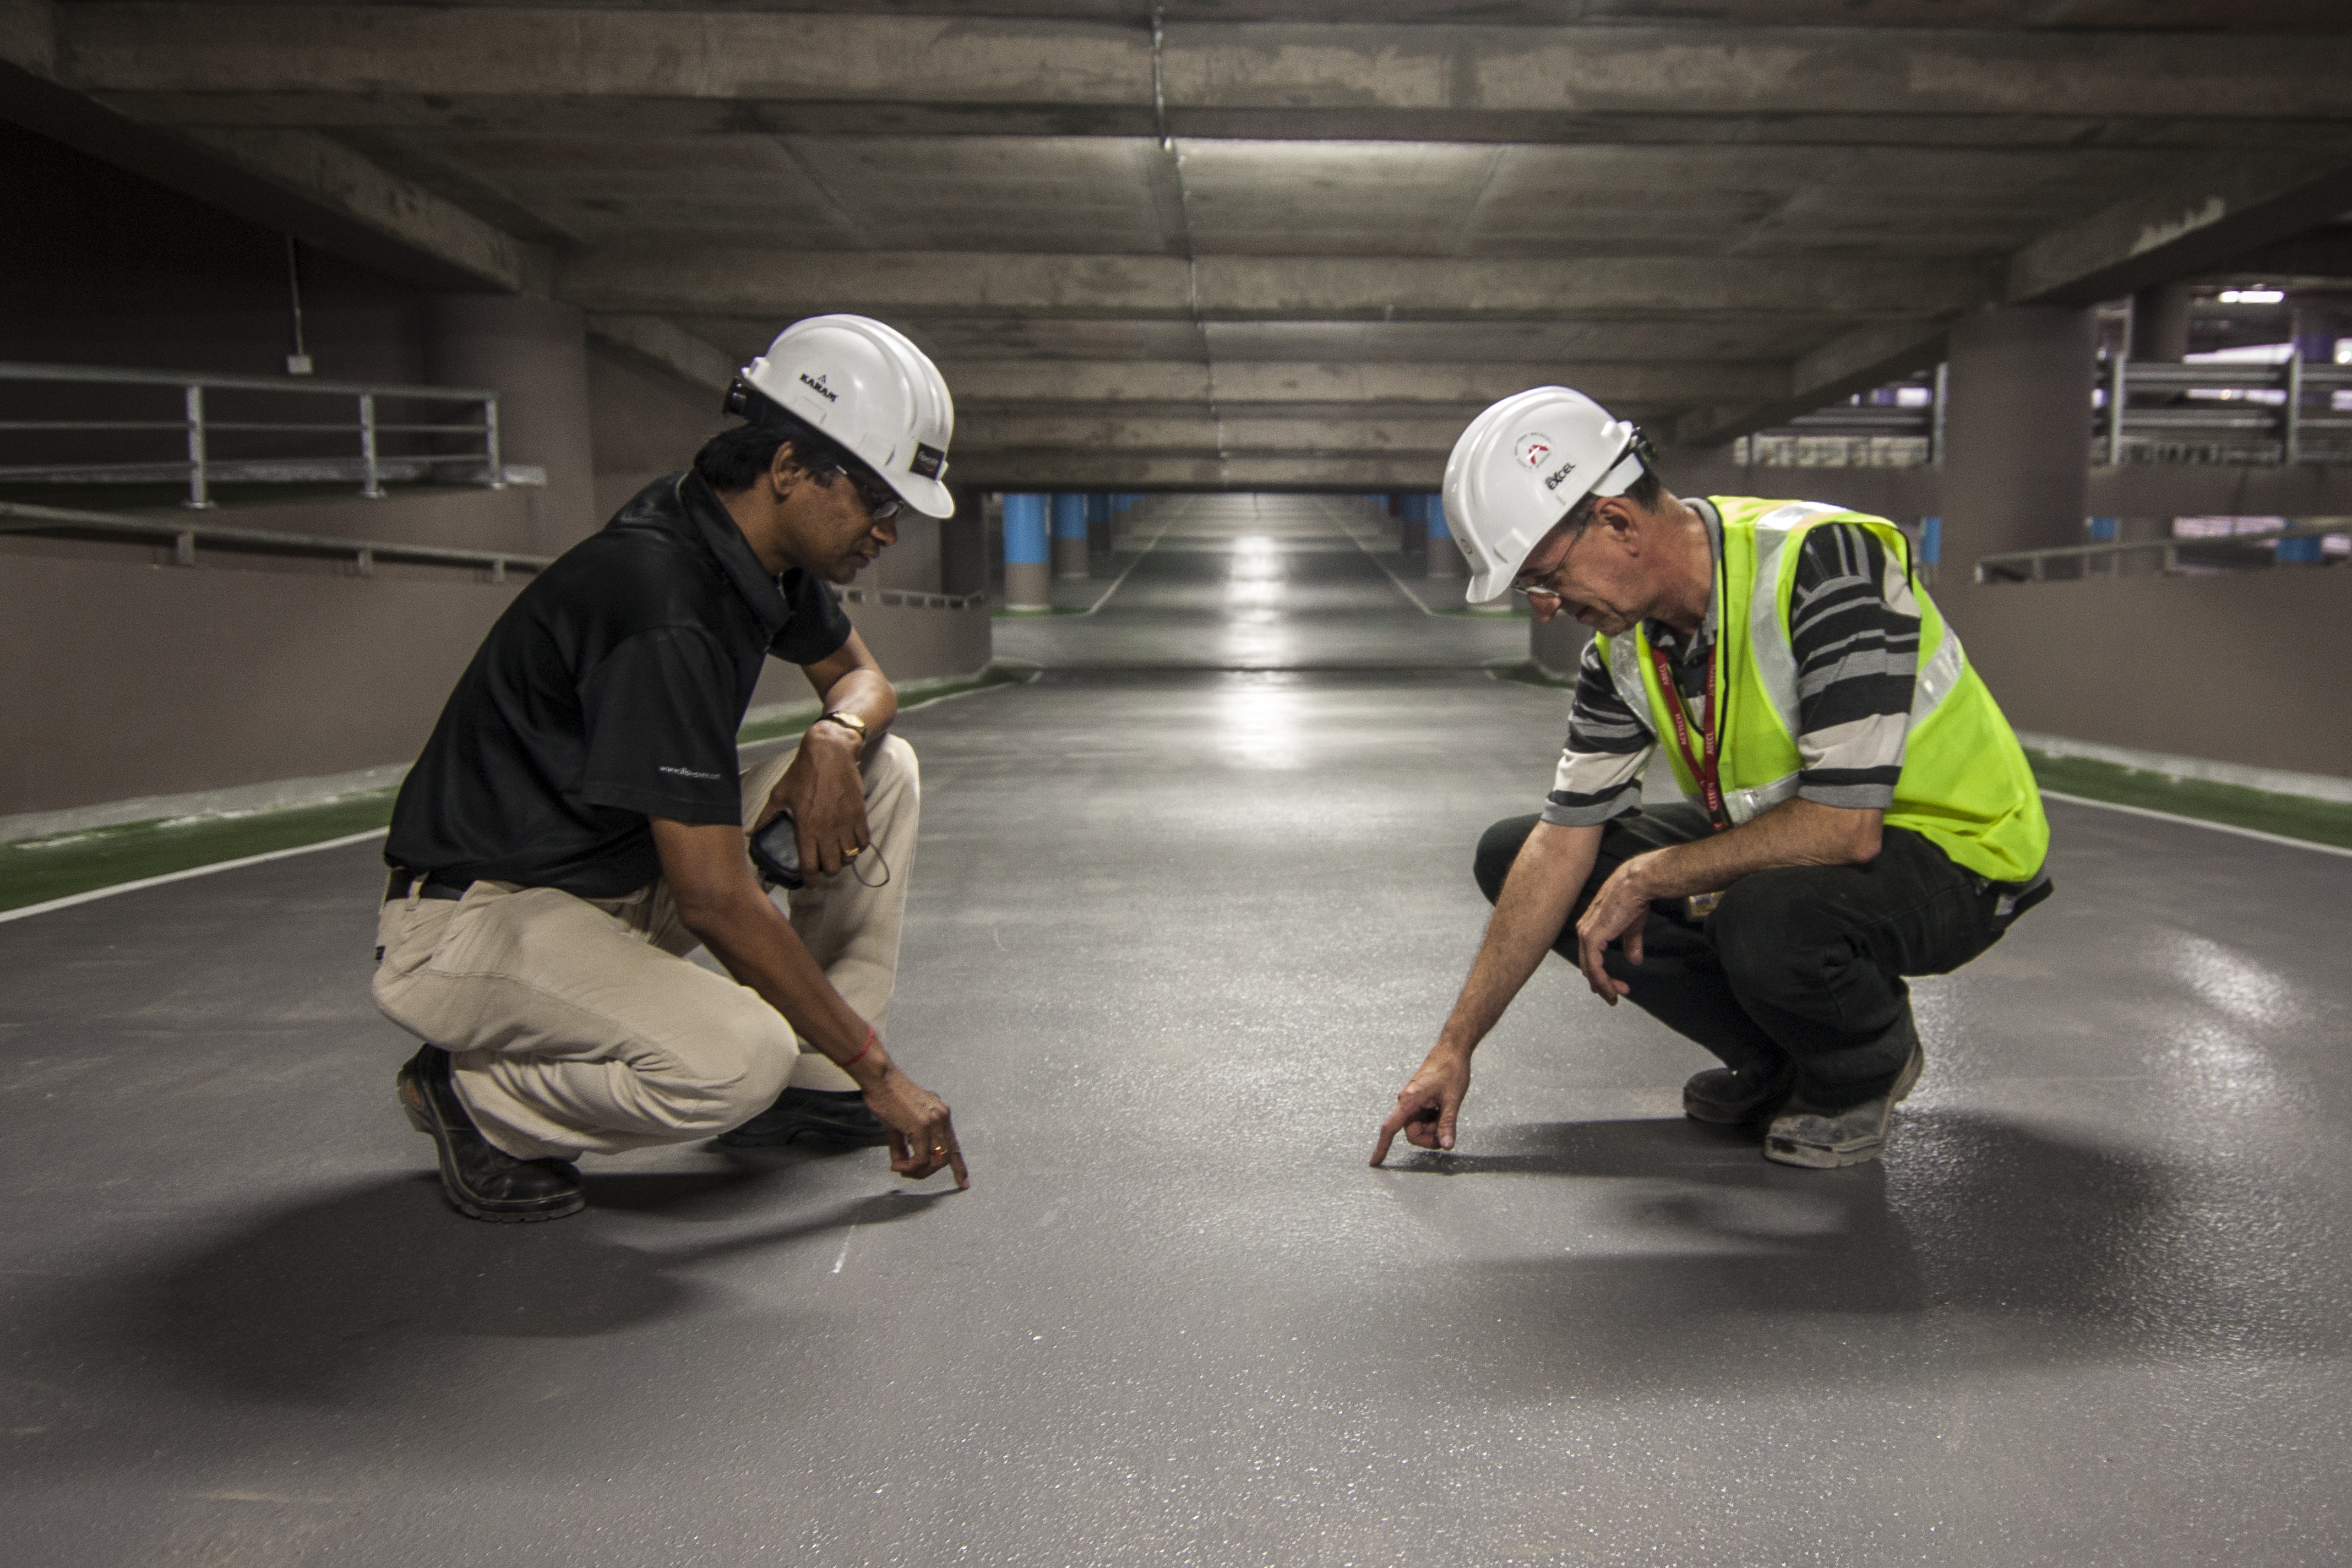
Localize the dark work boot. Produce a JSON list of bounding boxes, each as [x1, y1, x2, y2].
[[395, 1044, 585, 1222], [717, 1086, 889, 1148], [1683, 1059, 1796, 1126]]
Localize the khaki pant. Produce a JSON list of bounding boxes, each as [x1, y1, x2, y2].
[[372, 736, 919, 1161]]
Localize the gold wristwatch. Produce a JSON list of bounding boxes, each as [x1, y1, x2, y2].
[[816, 709, 867, 743]]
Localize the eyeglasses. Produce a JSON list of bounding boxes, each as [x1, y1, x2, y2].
[[826, 463, 902, 522], [1510, 526, 1585, 605]]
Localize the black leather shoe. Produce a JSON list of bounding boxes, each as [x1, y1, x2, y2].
[[717, 1086, 889, 1148], [1683, 1060, 1796, 1125], [396, 1044, 585, 1222]]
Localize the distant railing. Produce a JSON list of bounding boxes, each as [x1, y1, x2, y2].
[[0, 362, 532, 509], [835, 585, 988, 611], [0, 499, 551, 580], [1975, 520, 2350, 583], [2097, 358, 2352, 466]]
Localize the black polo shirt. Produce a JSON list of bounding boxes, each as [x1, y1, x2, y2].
[[385, 471, 853, 897]]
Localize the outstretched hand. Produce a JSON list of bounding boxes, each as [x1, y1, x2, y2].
[[1370, 1047, 1472, 1166], [862, 1064, 969, 1189]]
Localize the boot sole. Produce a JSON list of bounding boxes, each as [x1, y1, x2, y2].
[[398, 1069, 585, 1223], [1760, 1047, 1924, 1170]]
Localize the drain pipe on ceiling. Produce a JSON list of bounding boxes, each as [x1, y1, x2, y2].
[[284, 235, 313, 377]]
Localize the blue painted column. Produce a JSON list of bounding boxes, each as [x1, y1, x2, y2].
[[1425, 492, 1466, 578], [1003, 492, 1050, 609], [1052, 493, 1090, 578], [1400, 492, 1427, 556]]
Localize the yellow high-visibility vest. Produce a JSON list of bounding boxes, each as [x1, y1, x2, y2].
[[1593, 497, 2049, 883]]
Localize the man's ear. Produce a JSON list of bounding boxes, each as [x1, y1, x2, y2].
[[766, 439, 809, 497], [1593, 494, 1642, 547]]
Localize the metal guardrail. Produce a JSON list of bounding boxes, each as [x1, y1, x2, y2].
[[1975, 520, 2350, 582], [0, 361, 508, 509], [835, 585, 989, 611], [2098, 358, 2352, 466], [0, 500, 551, 579]]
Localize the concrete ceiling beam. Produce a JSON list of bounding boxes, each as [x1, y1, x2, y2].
[[2004, 151, 2352, 305], [0, 47, 549, 293], [57, 9, 2352, 128], [948, 451, 1451, 489], [941, 359, 1788, 405], [586, 313, 737, 392], [559, 249, 1985, 321], [958, 412, 1471, 452]]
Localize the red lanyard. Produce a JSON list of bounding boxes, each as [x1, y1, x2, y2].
[[1650, 638, 1729, 833]]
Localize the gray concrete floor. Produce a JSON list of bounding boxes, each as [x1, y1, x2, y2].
[[4, 496, 2350, 1566]]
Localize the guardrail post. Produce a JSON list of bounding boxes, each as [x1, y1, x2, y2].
[[2284, 355, 2304, 465], [355, 547, 375, 578], [482, 394, 505, 489], [358, 392, 383, 498], [2105, 356, 2126, 467], [491, 556, 508, 584], [1929, 362, 1948, 467], [183, 384, 214, 509], [173, 529, 195, 566]]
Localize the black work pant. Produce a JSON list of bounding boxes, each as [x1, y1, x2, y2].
[[1476, 805, 2016, 1107]]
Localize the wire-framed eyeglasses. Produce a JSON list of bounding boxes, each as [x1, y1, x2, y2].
[[827, 463, 902, 522]]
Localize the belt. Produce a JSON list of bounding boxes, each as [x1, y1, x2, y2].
[[385, 868, 472, 904]]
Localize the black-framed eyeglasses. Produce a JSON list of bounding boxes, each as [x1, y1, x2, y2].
[[827, 463, 902, 522]]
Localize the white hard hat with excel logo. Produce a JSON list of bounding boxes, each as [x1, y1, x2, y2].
[[1441, 386, 1649, 604]]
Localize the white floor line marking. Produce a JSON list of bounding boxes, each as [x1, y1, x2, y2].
[[1066, 499, 1189, 616], [0, 827, 391, 925], [831, 1227, 856, 1275], [2040, 790, 2352, 858], [1313, 496, 1457, 618]]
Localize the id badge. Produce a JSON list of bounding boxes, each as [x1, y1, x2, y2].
[[1685, 890, 1722, 919]]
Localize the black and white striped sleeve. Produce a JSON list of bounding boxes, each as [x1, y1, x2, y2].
[[1788, 523, 1920, 810], [1539, 637, 1656, 826]]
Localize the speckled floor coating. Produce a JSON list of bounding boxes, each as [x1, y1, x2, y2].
[[3, 496, 2347, 1565]]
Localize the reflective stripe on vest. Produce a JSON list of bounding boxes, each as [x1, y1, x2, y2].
[[1593, 497, 2048, 881]]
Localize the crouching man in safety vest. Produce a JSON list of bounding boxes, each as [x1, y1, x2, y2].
[[1373, 387, 2050, 1170], [374, 315, 967, 1221]]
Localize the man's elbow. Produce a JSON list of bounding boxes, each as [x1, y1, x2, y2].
[[1847, 814, 1884, 864], [668, 877, 758, 941]]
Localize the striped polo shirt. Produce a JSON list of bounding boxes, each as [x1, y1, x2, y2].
[[1541, 499, 1922, 827]]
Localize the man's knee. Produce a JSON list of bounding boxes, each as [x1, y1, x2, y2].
[[641, 1010, 797, 1136], [1473, 815, 1542, 905]]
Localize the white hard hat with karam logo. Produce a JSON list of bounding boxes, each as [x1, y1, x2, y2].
[[731, 314, 957, 519], [1442, 386, 1648, 604]]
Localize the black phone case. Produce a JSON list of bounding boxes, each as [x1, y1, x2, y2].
[[749, 812, 803, 889]]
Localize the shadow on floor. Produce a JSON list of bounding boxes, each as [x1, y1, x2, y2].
[[43, 1157, 945, 1411], [1379, 1108, 2341, 1396]]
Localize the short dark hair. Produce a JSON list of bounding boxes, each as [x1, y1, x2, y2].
[[693, 404, 860, 496], [1559, 463, 1665, 538]]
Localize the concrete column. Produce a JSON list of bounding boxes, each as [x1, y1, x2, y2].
[[1425, 493, 1466, 578], [941, 484, 989, 598], [1051, 493, 1090, 578], [1086, 492, 1114, 559], [1399, 493, 1425, 558], [425, 294, 597, 554], [1941, 306, 2097, 572], [2130, 283, 2193, 363], [1004, 493, 1050, 609]]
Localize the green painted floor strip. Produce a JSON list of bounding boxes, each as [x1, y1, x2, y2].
[[0, 663, 1041, 915], [0, 792, 399, 913]]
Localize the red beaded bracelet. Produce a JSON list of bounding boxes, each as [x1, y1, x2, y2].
[[842, 1026, 876, 1069]]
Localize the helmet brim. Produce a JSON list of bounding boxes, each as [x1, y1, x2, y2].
[[883, 470, 955, 520]]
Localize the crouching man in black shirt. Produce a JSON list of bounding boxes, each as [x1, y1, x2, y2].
[[375, 315, 967, 1221]]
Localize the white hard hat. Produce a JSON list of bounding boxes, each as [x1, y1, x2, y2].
[[730, 314, 956, 519], [1442, 386, 1648, 603]]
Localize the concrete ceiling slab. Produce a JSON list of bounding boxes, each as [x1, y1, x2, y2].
[[17, 1, 2352, 484]]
